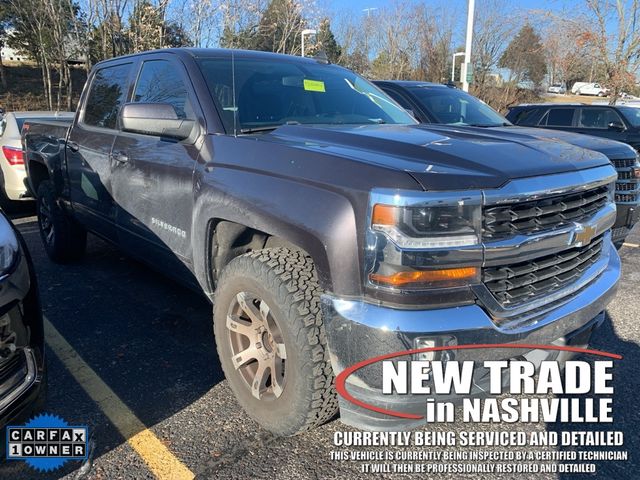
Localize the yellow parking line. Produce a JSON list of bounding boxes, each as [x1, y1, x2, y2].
[[623, 242, 639, 248], [44, 316, 195, 480]]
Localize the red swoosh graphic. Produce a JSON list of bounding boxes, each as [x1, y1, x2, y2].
[[335, 343, 623, 420]]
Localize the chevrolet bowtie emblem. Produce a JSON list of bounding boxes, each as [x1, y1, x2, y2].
[[573, 223, 597, 246]]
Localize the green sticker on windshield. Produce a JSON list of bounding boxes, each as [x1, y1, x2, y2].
[[303, 79, 325, 92]]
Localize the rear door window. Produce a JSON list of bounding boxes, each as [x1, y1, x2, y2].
[[578, 108, 624, 129], [509, 108, 539, 126], [83, 63, 133, 129], [540, 108, 575, 126]]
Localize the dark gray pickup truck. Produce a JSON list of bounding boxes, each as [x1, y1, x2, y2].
[[23, 49, 620, 433]]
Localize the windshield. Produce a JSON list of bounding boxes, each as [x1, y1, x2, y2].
[[618, 106, 640, 127], [197, 57, 416, 133], [410, 86, 508, 127]]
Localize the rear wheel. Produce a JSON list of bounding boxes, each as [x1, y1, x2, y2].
[[213, 248, 338, 436], [36, 180, 86, 263]]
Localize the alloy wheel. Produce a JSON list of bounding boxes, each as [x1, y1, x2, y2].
[[38, 196, 55, 246], [226, 291, 287, 400]]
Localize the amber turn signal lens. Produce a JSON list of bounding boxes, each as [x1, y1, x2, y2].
[[372, 204, 399, 226], [370, 267, 478, 287]]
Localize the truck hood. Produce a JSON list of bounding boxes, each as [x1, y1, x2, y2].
[[265, 124, 611, 190], [485, 125, 637, 159]]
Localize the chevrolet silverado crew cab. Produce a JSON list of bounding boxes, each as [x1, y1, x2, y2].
[[23, 49, 620, 434]]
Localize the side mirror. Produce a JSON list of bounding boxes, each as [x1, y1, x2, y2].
[[120, 103, 195, 140], [608, 121, 625, 131]]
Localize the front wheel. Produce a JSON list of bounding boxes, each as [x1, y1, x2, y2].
[[36, 180, 87, 263], [213, 248, 338, 436]]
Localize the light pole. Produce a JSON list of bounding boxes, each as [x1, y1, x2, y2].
[[451, 52, 465, 82], [301, 29, 317, 57], [462, 0, 475, 92], [362, 8, 377, 61]]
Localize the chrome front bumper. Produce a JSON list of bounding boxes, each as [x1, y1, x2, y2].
[[322, 246, 621, 431]]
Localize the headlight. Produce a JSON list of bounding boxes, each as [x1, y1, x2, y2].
[[365, 189, 482, 296], [0, 214, 19, 274], [371, 203, 480, 248]]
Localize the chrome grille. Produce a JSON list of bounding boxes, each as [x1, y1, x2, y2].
[[612, 158, 636, 169], [617, 170, 635, 180], [482, 235, 604, 308], [616, 193, 638, 203], [0, 350, 28, 401], [611, 157, 639, 205], [483, 186, 609, 240]]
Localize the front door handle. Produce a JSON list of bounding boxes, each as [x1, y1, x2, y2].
[[67, 141, 79, 152], [111, 151, 129, 164]]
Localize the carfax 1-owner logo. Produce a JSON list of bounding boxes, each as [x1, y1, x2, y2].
[[6, 413, 88, 472]]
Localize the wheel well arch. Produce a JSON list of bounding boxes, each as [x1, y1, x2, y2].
[[27, 160, 50, 196], [205, 219, 311, 292]]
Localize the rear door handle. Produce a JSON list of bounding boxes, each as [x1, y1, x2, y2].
[[111, 151, 129, 164]]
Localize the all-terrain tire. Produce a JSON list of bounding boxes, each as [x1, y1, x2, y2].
[[36, 180, 87, 263], [213, 248, 338, 436]]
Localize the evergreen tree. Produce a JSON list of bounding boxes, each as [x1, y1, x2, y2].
[[499, 24, 547, 86], [253, 0, 305, 54], [315, 18, 341, 63]]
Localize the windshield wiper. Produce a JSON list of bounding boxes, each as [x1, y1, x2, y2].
[[239, 125, 281, 134], [239, 121, 301, 134]]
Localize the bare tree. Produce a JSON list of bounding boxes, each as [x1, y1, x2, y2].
[[8, 0, 55, 108], [369, 1, 417, 80], [540, 14, 592, 90], [413, 3, 454, 83], [332, 7, 373, 74], [583, 0, 640, 103], [187, 0, 221, 48], [472, 0, 520, 93]]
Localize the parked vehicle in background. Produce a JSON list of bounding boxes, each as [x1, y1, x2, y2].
[[547, 84, 566, 94], [0, 210, 46, 437], [374, 81, 640, 246], [505, 103, 640, 150], [24, 49, 620, 434], [0, 111, 74, 205], [572, 82, 608, 96]]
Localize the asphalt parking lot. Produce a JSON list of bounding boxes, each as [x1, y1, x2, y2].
[[2, 204, 639, 480]]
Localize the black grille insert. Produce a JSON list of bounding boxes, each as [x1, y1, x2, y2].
[[483, 186, 609, 240], [483, 235, 604, 308]]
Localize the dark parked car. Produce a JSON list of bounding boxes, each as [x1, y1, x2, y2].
[[24, 49, 619, 433], [505, 103, 640, 151], [374, 81, 640, 245], [0, 211, 46, 438]]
